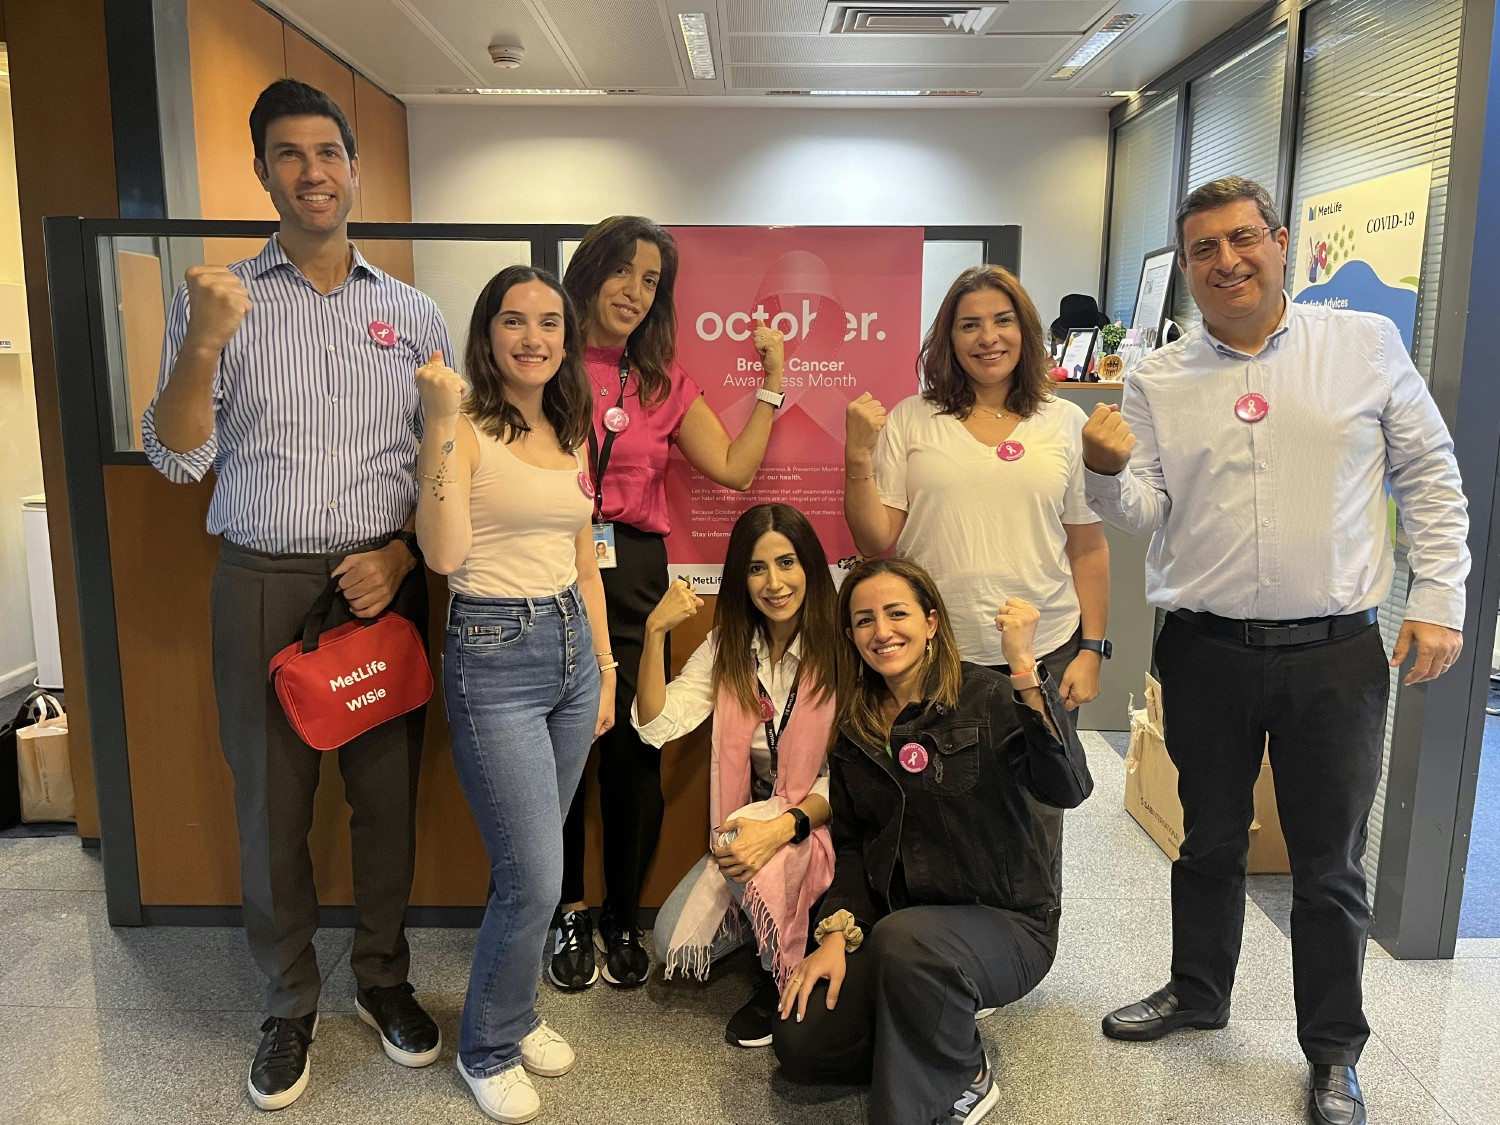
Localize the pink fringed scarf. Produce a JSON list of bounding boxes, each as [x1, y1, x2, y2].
[[660, 676, 836, 989]]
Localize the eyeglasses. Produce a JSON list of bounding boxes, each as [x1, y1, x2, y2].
[[1182, 225, 1272, 263]]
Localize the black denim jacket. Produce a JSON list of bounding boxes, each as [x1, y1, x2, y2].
[[819, 662, 1093, 932]]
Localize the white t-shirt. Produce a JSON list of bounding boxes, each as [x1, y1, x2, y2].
[[873, 393, 1099, 662]]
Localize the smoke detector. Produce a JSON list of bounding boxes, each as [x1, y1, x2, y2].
[[488, 43, 526, 68]]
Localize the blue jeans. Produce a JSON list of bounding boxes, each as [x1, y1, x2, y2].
[[445, 586, 599, 1076]]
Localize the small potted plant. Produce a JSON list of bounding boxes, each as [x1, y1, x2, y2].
[[1100, 321, 1126, 356]]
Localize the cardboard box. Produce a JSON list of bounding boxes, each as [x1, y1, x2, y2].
[[1124, 674, 1289, 875]]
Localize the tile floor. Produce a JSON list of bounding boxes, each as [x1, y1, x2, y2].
[[3, 736, 1497, 1124]]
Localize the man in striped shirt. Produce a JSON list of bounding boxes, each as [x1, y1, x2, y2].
[[143, 79, 450, 1112], [1083, 176, 1468, 1125]]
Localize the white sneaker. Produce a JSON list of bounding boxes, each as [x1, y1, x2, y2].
[[457, 1059, 541, 1123], [976, 1006, 997, 1021], [520, 1022, 576, 1077]]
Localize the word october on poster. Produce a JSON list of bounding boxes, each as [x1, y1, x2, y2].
[[664, 226, 924, 585], [1291, 164, 1432, 352]]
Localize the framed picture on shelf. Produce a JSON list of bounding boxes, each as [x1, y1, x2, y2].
[[1131, 246, 1177, 350], [1060, 328, 1098, 381]]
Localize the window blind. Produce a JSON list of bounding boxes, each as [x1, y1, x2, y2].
[[1172, 31, 1289, 331], [1105, 95, 1178, 325], [1289, 0, 1464, 900]]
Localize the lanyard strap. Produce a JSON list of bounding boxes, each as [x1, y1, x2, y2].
[[757, 678, 798, 777], [585, 353, 631, 523]]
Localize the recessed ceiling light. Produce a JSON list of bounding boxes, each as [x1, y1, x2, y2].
[[808, 89, 924, 96], [1049, 14, 1142, 79], [1101, 90, 1139, 97], [678, 13, 716, 80]]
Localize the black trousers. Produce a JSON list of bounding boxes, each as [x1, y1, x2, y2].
[[559, 524, 669, 929], [1154, 612, 1389, 1065], [211, 540, 428, 1018], [773, 905, 1056, 1125]]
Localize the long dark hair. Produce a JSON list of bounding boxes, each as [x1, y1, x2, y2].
[[462, 265, 591, 451], [919, 265, 1051, 421], [835, 557, 963, 752], [712, 504, 838, 713], [563, 215, 679, 408]]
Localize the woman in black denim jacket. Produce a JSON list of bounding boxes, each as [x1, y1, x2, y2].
[[772, 557, 1093, 1125]]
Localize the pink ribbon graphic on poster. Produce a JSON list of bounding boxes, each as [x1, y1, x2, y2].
[[664, 226, 924, 587]]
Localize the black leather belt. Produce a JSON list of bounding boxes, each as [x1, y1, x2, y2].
[[1171, 607, 1378, 647]]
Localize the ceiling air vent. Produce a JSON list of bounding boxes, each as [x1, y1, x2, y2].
[[820, 3, 1006, 37]]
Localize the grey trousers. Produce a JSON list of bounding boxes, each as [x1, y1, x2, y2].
[[211, 540, 428, 1018]]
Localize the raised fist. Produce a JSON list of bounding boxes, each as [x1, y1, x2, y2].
[[647, 577, 703, 634], [1082, 402, 1135, 476], [414, 349, 466, 422], [751, 326, 786, 380], [182, 265, 252, 352], [845, 392, 888, 457]]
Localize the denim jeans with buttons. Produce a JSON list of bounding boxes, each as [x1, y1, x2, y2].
[[445, 585, 598, 1076]]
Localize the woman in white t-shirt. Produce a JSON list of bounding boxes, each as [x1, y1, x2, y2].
[[842, 264, 1110, 714]]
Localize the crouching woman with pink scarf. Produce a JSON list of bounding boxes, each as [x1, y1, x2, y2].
[[633, 503, 839, 1050]]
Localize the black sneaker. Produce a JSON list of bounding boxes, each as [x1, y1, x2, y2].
[[548, 908, 600, 991], [248, 1012, 317, 1111], [355, 982, 441, 1067], [938, 1051, 1000, 1123], [724, 968, 779, 1048], [595, 904, 650, 988]]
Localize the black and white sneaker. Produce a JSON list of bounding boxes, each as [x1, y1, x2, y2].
[[939, 1051, 1000, 1123], [595, 904, 650, 988], [248, 1012, 317, 1111], [548, 908, 600, 991], [724, 968, 779, 1048], [355, 982, 441, 1067]]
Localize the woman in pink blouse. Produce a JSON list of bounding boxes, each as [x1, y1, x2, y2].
[[551, 215, 785, 992]]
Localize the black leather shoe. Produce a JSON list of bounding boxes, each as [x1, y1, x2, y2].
[[248, 1012, 317, 1111], [356, 982, 442, 1067], [1309, 1064, 1365, 1125], [1101, 984, 1229, 1041]]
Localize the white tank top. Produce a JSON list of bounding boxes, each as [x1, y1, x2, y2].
[[448, 421, 591, 599]]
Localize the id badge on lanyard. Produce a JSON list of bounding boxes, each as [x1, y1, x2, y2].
[[587, 353, 632, 570]]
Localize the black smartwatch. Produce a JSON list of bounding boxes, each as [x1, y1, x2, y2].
[[786, 807, 811, 844], [392, 531, 421, 560], [1079, 638, 1112, 659]]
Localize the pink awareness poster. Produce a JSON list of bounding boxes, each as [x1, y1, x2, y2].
[[664, 226, 924, 588]]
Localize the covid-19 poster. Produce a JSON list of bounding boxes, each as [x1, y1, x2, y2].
[[1290, 165, 1432, 353], [663, 227, 925, 588]]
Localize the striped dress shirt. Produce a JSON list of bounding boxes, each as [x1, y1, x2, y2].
[[1085, 297, 1469, 629], [142, 237, 452, 554]]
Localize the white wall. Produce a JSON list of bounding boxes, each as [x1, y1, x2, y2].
[[407, 105, 1110, 321], [0, 79, 45, 694]]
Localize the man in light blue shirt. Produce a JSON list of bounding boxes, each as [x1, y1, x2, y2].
[[143, 80, 449, 1112], [1083, 176, 1468, 1125]]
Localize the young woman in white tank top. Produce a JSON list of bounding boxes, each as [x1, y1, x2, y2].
[[414, 265, 613, 1124]]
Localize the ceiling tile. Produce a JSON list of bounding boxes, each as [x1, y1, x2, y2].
[[987, 1, 1119, 35], [399, 0, 583, 90], [542, 0, 686, 89], [259, 0, 479, 90], [726, 33, 1074, 67]]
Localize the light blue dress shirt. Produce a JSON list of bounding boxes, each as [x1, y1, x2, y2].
[[1085, 296, 1469, 629], [142, 237, 453, 554]]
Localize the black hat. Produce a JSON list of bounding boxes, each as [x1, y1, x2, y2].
[[1051, 294, 1110, 339]]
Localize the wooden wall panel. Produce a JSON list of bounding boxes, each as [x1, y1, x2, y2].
[[187, 0, 281, 223], [8, 0, 122, 840], [116, 251, 166, 451], [352, 75, 414, 283]]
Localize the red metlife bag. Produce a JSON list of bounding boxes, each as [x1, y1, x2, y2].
[[269, 577, 433, 751]]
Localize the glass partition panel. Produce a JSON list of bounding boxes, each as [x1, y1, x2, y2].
[[97, 233, 533, 454]]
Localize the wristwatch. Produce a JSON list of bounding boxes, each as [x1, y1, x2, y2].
[[1079, 638, 1113, 659], [786, 807, 811, 844], [392, 531, 421, 560], [1009, 665, 1041, 691], [755, 387, 786, 410]]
